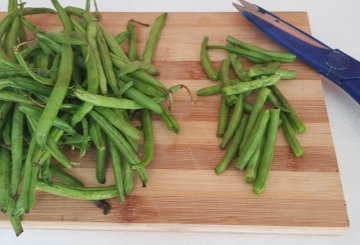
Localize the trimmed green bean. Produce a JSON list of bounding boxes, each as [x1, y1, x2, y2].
[[115, 31, 129, 44], [248, 62, 281, 78], [223, 75, 280, 95], [280, 112, 304, 157], [159, 104, 180, 134], [200, 36, 218, 81], [236, 109, 270, 170], [253, 109, 281, 194], [216, 95, 229, 137], [140, 109, 154, 166], [196, 84, 222, 96], [229, 52, 248, 82], [215, 114, 248, 175], [227, 35, 297, 62], [220, 94, 244, 149]]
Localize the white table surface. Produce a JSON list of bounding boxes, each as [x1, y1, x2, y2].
[[1, 0, 360, 244]]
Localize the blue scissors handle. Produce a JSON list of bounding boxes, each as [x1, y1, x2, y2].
[[235, 1, 360, 104]]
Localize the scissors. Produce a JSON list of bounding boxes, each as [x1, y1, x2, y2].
[[233, 0, 360, 105]]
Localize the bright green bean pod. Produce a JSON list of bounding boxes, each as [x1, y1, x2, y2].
[[108, 139, 126, 203], [275, 69, 297, 80], [140, 109, 154, 166], [200, 36, 218, 81], [227, 35, 297, 62], [270, 85, 305, 133], [216, 95, 229, 137], [245, 133, 265, 183], [236, 109, 270, 170], [142, 13, 167, 64], [74, 88, 143, 110], [35, 44, 73, 148], [253, 109, 281, 194], [207, 45, 272, 63], [280, 112, 304, 157], [159, 104, 180, 134], [127, 21, 138, 61], [248, 62, 281, 78], [45, 32, 87, 45], [215, 114, 248, 175], [36, 181, 118, 200], [4, 15, 21, 62], [95, 148, 107, 184], [89, 110, 141, 165], [51, 0, 73, 34], [223, 75, 280, 96], [220, 94, 244, 149], [196, 84, 222, 96], [0, 147, 11, 212], [0, 91, 37, 106], [239, 87, 271, 151], [115, 31, 129, 44], [123, 159, 134, 195], [35, 33, 63, 53], [80, 118, 90, 158], [10, 105, 25, 197], [96, 26, 119, 95], [94, 107, 140, 139], [229, 52, 248, 82]]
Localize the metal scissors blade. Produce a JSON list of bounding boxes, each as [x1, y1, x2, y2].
[[233, 0, 360, 105]]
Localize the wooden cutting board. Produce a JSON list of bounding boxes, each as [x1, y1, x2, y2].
[[0, 12, 349, 235]]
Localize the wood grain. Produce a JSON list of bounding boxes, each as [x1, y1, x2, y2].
[[0, 12, 348, 235]]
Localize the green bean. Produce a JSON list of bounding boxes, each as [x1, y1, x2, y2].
[[215, 114, 248, 175], [74, 88, 143, 110], [196, 84, 222, 96], [35, 45, 74, 148], [96, 26, 119, 95], [0, 101, 13, 126], [36, 181, 118, 200], [47, 136, 72, 168], [35, 33, 63, 53], [248, 62, 281, 78], [111, 54, 167, 91], [21, 17, 46, 35], [79, 118, 90, 158], [50, 165, 111, 214], [239, 88, 271, 152], [2, 115, 12, 146], [17, 136, 37, 212], [87, 21, 107, 95], [14, 50, 54, 86], [236, 109, 269, 170], [119, 74, 167, 97], [89, 110, 141, 165], [253, 109, 280, 194], [280, 112, 304, 157], [95, 147, 106, 184], [70, 16, 87, 38], [223, 75, 280, 95], [269, 85, 305, 133], [51, 0, 73, 34], [140, 109, 154, 166], [245, 132, 265, 183], [207, 45, 272, 63], [98, 23, 129, 63], [70, 102, 94, 127], [229, 52, 248, 82], [45, 32, 87, 45], [0, 147, 11, 212], [0, 91, 37, 106], [108, 139, 125, 202], [227, 35, 297, 62], [216, 95, 229, 137], [200, 36, 218, 81], [220, 94, 244, 149], [10, 105, 25, 197], [94, 107, 140, 139], [8, 0, 17, 13], [123, 159, 134, 195], [117, 80, 163, 114], [4, 16, 20, 62], [115, 31, 129, 44], [127, 21, 138, 61], [142, 13, 167, 64], [275, 69, 297, 80], [159, 104, 180, 134]]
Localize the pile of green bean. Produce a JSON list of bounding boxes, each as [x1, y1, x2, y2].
[[0, 0, 177, 236], [198, 35, 305, 193]]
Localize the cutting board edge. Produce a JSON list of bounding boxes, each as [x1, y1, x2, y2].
[[0, 221, 349, 235]]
